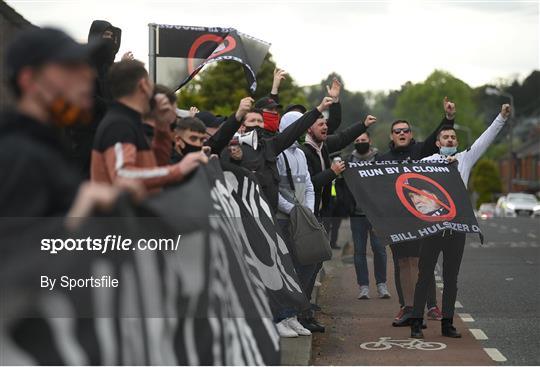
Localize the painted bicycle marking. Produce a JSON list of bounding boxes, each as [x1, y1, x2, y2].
[[360, 337, 446, 351]]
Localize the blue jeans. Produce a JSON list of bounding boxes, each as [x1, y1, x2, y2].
[[350, 216, 387, 286]]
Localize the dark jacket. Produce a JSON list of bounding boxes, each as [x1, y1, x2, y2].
[[338, 147, 379, 217], [0, 110, 81, 218], [221, 108, 322, 213], [65, 20, 122, 179], [376, 116, 454, 161], [300, 120, 368, 218]]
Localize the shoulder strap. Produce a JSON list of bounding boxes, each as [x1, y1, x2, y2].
[[282, 152, 295, 191]]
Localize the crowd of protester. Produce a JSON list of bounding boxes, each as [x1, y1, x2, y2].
[[0, 20, 511, 358]]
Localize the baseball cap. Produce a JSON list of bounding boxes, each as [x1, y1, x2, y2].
[[284, 104, 307, 114], [254, 97, 282, 110], [5, 27, 106, 83], [196, 111, 227, 128]]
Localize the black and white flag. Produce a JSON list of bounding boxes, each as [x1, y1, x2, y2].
[[150, 24, 270, 92]]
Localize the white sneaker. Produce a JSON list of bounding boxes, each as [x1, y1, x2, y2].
[[377, 282, 391, 299], [358, 285, 370, 299], [285, 317, 312, 336], [276, 320, 298, 338]]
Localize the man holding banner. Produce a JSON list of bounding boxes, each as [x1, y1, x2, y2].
[[376, 98, 456, 326], [410, 104, 511, 339]]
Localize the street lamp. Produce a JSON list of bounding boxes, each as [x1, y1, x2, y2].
[[485, 87, 515, 192]]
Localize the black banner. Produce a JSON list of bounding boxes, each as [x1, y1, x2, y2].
[[220, 162, 310, 316], [1, 160, 280, 365], [342, 160, 482, 245], [154, 24, 270, 92]]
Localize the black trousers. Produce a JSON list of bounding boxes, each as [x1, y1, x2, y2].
[[390, 242, 437, 309], [412, 231, 466, 319]]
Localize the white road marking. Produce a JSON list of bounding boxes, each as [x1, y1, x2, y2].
[[528, 233, 537, 239], [435, 275, 442, 281], [436, 283, 444, 289], [458, 313, 475, 322], [455, 301, 463, 308], [469, 329, 488, 340], [505, 277, 514, 281], [484, 348, 507, 362]]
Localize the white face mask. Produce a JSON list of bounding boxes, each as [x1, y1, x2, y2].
[[440, 146, 457, 156]]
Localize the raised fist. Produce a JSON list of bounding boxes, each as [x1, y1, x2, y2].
[[501, 104, 512, 120]]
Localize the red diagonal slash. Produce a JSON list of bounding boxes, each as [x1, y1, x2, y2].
[[403, 184, 451, 212]]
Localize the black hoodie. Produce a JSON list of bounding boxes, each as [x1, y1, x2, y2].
[[65, 20, 122, 179]]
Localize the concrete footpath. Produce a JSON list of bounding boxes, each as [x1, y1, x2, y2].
[[309, 219, 495, 365]]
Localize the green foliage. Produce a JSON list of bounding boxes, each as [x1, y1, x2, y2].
[[393, 70, 485, 147], [470, 159, 503, 208], [176, 53, 307, 116]]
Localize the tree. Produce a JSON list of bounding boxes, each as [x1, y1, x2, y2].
[[177, 52, 307, 116], [470, 159, 503, 208], [393, 70, 484, 148]]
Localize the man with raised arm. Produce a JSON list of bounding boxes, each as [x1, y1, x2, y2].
[[410, 104, 511, 339], [376, 98, 456, 326]]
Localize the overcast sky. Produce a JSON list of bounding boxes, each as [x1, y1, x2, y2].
[[7, 0, 539, 92]]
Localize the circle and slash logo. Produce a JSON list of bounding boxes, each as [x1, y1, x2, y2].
[[395, 173, 456, 222], [187, 34, 237, 74]]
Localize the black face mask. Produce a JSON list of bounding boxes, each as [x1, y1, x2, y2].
[[355, 142, 370, 154], [244, 125, 267, 137], [179, 137, 202, 155]]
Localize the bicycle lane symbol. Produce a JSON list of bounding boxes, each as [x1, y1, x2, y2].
[[360, 337, 447, 351]]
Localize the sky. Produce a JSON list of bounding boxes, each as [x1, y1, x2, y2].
[[6, 0, 540, 92]]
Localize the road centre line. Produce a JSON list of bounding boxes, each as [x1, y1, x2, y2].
[[484, 348, 507, 362], [469, 329, 488, 340], [458, 313, 475, 322]]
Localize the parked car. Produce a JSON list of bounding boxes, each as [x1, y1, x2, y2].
[[478, 203, 496, 219], [495, 196, 506, 217], [496, 193, 540, 217]]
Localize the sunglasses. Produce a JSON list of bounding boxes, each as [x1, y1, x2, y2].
[[392, 128, 411, 134]]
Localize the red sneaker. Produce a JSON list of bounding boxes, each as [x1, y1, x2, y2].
[[394, 307, 405, 321], [427, 306, 443, 321]]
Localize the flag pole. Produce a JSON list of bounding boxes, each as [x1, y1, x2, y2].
[[148, 23, 157, 83]]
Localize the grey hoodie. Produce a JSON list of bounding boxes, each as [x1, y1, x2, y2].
[[276, 112, 315, 219]]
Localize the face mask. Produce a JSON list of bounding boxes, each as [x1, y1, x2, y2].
[[440, 146, 457, 156], [263, 111, 280, 133], [179, 137, 202, 155], [354, 142, 370, 154], [48, 96, 92, 127]]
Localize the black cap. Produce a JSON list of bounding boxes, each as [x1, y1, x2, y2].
[[5, 27, 105, 83], [284, 103, 307, 114], [255, 97, 282, 110], [195, 111, 226, 128]]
